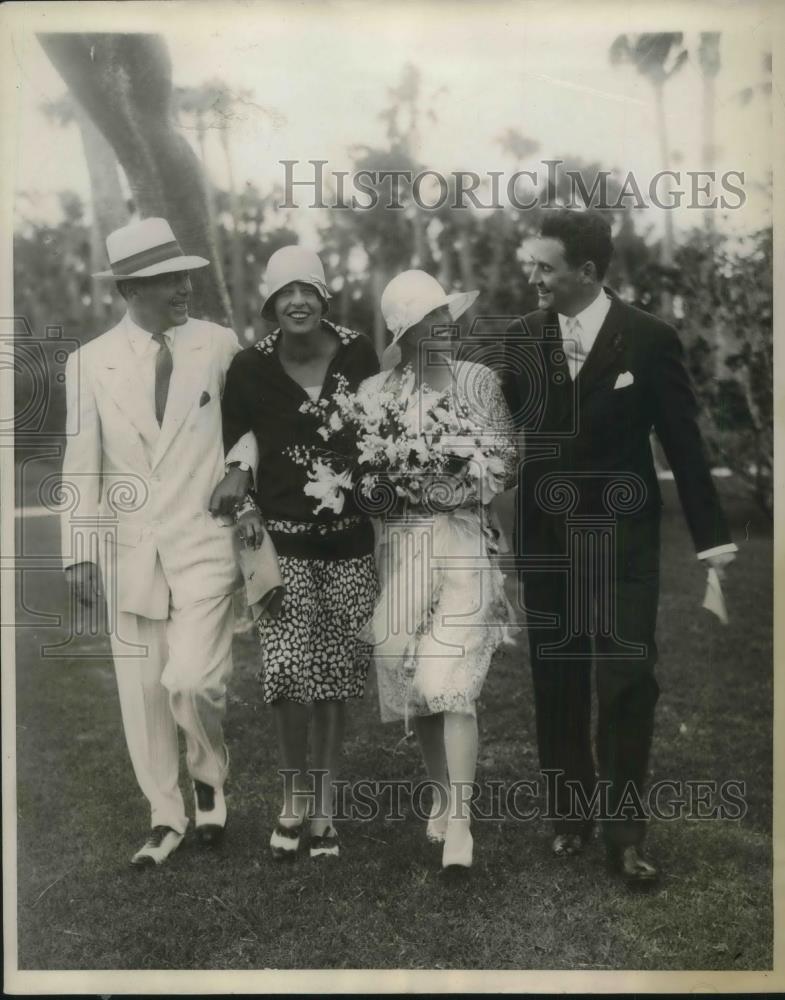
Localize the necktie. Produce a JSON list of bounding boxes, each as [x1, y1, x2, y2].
[[152, 332, 173, 425], [562, 316, 586, 380]]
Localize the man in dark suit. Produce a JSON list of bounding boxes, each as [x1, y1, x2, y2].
[[507, 209, 736, 886]]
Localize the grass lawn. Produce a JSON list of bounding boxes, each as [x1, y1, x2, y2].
[[13, 475, 772, 971]]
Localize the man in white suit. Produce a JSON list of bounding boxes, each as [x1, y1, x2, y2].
[[61, 218, 256, 866]]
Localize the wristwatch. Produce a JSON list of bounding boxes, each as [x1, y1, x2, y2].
[[227, 461, 251, 473]]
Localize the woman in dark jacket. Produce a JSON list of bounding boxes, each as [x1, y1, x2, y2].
[[220, 246, 379, 860]]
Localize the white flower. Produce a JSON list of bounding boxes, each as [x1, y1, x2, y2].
[[357, 433, 385, 466], [303, 459, 352, 515], [384, 439, 401, 465]]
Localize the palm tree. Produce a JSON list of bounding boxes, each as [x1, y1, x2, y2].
[[210, 82, 254, 339], [494, 129, 541, 303], [38, 33, 232, 324], [697, 33, 721, 233], [609, 33, 688, 271], [174, 83, 225, 275]]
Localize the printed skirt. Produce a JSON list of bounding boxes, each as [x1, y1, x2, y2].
[[256, 553, 378, 704]]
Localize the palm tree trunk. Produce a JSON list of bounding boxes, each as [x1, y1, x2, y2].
[[653, 81, 674, 269], [39, 32, 233, 325], [221, 132, 246, 338], [72, 102, 128, 328], [653, 80, 674, 320], [195, 116, 225, 270]]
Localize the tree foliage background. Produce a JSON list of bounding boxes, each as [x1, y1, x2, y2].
[[13, 31, 773, 515]]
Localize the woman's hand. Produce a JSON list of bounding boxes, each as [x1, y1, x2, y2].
[[237, 509, 266, 549]]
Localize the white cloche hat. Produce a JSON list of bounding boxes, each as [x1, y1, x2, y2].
[[92, 217, 209, 279], [260, 245, 332, 320], [381, 270, 479, 345]]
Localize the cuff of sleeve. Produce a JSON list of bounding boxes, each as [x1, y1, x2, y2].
[[697, 542, 738, 560], [234, 494, 260, 521]]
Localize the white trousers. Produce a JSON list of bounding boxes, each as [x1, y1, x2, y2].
[[110, 593, 234, 834]]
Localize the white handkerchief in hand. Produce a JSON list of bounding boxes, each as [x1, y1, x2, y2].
[[702, 567, 729, 625], [613, 371, 634, 389]]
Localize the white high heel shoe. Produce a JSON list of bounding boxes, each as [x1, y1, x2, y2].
[[442, 818, 473, 869]]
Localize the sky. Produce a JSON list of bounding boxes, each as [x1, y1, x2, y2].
[[9, 1, 774, 244]]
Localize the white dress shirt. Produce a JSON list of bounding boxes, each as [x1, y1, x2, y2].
[[558, 292, 737, 564], [558, 289, 612, 380], [125, 317, 172, 462]]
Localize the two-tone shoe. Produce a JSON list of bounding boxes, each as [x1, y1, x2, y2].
[[193, 780, 227, 847], [309, 825, 340, 859], [269, 821, 304, 861], [130, 825, 184, 867]]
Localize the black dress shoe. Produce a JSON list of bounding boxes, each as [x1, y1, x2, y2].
[[607, 844, 659, 888], [193, 780, 227, 847], [551, 832, 587, 857]]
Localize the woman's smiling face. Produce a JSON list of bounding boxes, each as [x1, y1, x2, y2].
[[273, 281, 325, 336]]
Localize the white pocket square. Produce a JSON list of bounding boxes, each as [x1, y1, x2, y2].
[[614, 371, 634, 389]]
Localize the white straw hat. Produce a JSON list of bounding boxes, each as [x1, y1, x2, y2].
[[260, 245, 332, 320], [92, 217, 209, 279], [381, 270, 479, 345]]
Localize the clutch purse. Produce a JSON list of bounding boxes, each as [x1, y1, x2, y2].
[[237, 529, 285, 621]]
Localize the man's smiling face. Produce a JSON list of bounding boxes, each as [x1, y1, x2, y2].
[[126, 270, 192, 333], [527, 236, 586, 317]]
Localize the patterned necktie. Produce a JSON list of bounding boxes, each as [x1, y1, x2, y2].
[[151, 331, 173, 425], [562, 316, 586, 380]]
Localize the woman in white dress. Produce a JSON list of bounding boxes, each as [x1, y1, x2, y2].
[[359, 270, 518, 871]]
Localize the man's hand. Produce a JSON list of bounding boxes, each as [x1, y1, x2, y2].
[[209, 466, 252, 517], [705, 551, 736, 581], [65, 561, 103, 607], [237, 509, 266, 550]]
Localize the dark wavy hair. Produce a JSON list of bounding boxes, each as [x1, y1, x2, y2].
[[539, 209, 613, 281]]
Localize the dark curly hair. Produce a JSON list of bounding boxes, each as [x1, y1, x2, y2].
[[539, 208, 613, 281]]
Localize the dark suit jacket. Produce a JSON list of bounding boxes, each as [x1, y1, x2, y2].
[[506, 291, 732, 565]]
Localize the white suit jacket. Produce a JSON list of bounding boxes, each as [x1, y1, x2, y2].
[[61, 314, 256, 619]]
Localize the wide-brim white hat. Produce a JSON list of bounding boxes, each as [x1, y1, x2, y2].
[[260, 245, 332, 320], [93, 217, 209, 279], [381, 270, 479, 345]]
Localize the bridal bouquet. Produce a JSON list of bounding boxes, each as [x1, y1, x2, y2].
[[288, 370, 510, 516]]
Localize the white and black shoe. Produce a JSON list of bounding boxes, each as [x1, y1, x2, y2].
[[269, 821, 304, 861], [309, 825, 340, 860], [130, 825, 184, 867], [193, 780, 227, 847]]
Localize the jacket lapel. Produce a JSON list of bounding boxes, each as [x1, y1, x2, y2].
[[152, 323, 210, 469], [94, 324, 160, 460], [534, 310, 572, 429]]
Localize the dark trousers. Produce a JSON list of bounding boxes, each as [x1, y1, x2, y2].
[[522, 513, 661, 847]]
